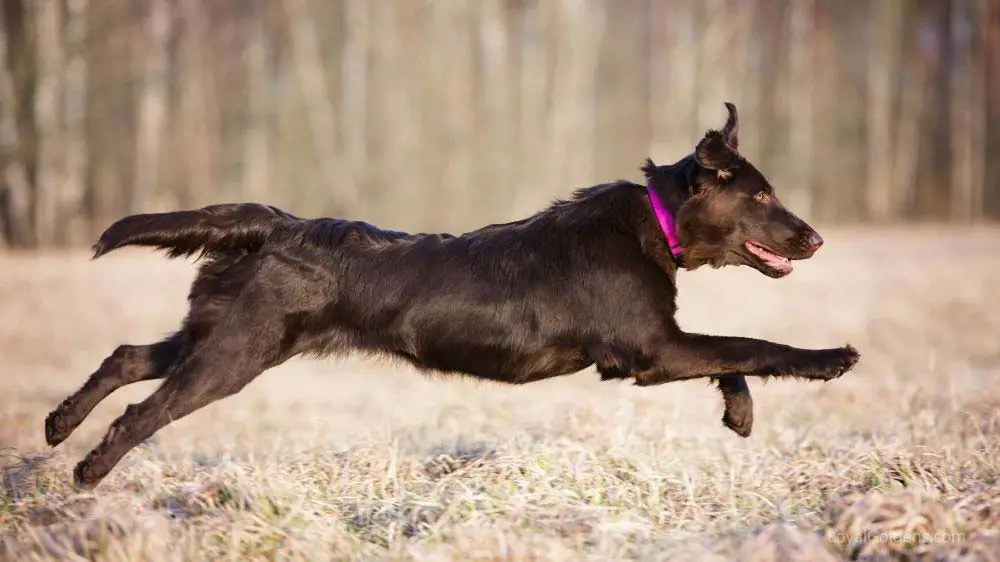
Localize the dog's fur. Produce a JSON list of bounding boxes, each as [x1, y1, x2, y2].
[[45, 103, 859, 489]]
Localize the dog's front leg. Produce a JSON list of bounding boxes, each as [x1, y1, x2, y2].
[[636, 333, 859, 387], [715, 375, 753, 437]]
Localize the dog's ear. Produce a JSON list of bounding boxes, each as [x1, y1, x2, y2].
[[695, 103, 741, 180], [695, 130, 739, 179], [722, 102, 738, 150], [640, 158, 659, 183]]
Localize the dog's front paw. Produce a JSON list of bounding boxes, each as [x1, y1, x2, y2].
[[722, 400, 753, 437], [718, 376, 753, 437], [818, 344, 860, 380]]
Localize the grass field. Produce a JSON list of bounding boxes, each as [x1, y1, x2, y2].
[[1, 227, 999, 561]]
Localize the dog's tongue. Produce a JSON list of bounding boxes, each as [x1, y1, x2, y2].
[[746, 242, 793, 274]]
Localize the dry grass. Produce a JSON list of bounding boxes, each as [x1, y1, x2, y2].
[[1, 227, 999, 561]]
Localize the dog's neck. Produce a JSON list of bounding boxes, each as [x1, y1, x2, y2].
[[642, 156, 699, 262], [645, 184, 683, 258]]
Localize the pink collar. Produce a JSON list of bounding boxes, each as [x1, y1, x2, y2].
[[646, 184, 684, 257]]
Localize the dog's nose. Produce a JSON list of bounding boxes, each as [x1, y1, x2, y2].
[[806, 231, 824, 252]]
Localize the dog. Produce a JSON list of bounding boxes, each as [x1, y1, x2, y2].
[[45, 103, 859, 489]]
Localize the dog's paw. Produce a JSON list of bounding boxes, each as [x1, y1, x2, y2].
[[73, 459, 102, 491], [837, 344, 860, 375], [722, 407, 753, 438], [44, 408, 71, 448], [821, 344, 860, 380], [720, 384, 754, 438]]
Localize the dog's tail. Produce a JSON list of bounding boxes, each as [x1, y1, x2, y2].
[[92, 203, 298, 260]]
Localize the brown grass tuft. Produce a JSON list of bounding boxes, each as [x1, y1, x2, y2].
[[735, 523, 840, 562], [825, 489, 962, 559]]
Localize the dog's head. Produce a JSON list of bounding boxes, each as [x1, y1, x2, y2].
[[643, 103, 823, 278]]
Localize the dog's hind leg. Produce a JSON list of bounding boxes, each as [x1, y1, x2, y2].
[[71, 340, 271, 489], [45, 333, 183, 447], [70, 266, 298, 489], [715, 375, 753, 437]]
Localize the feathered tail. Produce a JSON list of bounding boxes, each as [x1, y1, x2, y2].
[[92, 203, 297, 259]]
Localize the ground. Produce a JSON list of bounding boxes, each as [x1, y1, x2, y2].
[[1, 227, 999, 561]]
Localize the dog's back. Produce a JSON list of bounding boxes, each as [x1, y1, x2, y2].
[[252, 186, 662, 382]]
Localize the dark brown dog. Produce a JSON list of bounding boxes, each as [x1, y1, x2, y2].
[[45, 103, 859, 489]]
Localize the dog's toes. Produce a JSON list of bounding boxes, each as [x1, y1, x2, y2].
[[44, 409, 70, 448], [835, 344, 860, 377], [815, 344, 860, 381], [721, 396, 754, 438], [722, 409, 753, 437], [72, 459, 102, 491]]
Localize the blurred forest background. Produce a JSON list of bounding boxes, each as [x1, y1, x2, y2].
[[0, 0, 998, 248]]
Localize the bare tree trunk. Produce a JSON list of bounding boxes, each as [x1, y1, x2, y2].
[[0, 0, 31, 247], [913, 1, 951, 218], [948, 0, 970, 221], [84, 1, 136, 238], [732, 0, 761, 156], [892, 11, 927, 219], [983, 0, 1000, 218], [242, 5, 271, 203], [757, 0, 786, 177], [283, 0, 355, 210], [178, 0, 216, 208], [514, 1, 552, 215], [658, 0, 700, 157], [546, 0, 605, 191], [698, 0, 732, 132], [949, 0, 986, 222], [808, 0, 835, 219], [32, 0, 62, 246], [133, 0, 170, 213], [340, 0, 369, 201], [787, 0, 814, 220], [866, 0, 903, 221], [595, 0, 647, 181], [476, 0, 513, 209], [363, 2, 422, 225], [648, 0, 675, 158], [61, 0, 88, 244], [968, 0, 987, 223], [428, 1, 475, 226]]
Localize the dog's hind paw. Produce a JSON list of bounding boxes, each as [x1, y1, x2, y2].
[[72, 459, 102, 491], [44, 408, 71, 448]]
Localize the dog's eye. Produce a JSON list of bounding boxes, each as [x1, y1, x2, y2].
[[754, 191, 771, 203]]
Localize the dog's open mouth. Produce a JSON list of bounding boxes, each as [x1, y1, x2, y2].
[[745, 241, 793, 276]]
